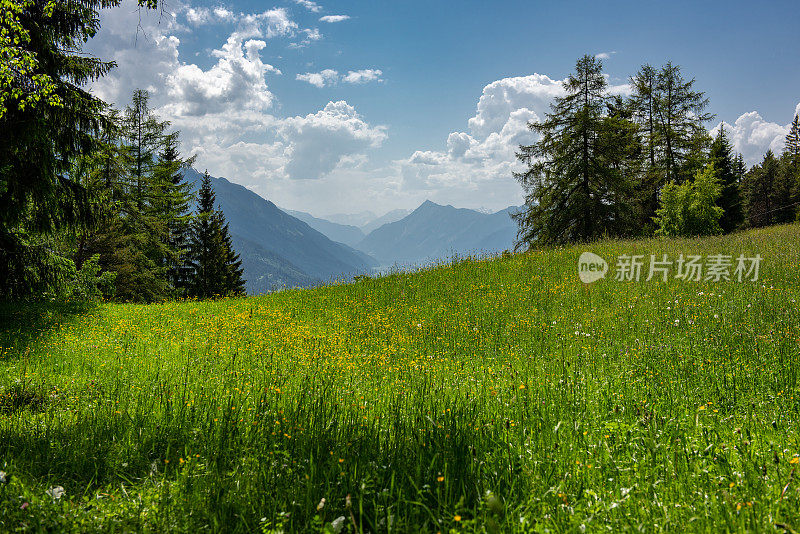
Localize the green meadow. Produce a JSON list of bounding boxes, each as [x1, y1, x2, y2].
[[2, 224, 800, 532]]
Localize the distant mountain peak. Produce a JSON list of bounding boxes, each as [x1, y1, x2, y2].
[[356, 201, 518, 266]]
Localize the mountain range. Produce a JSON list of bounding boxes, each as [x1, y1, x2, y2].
[[183, 168, 376, 294], [185, 168, 519, 293], [355, 200, 519, 267]]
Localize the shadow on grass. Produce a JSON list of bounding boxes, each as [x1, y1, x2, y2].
[[0, 300, 94, 359], [0, 401, 528, 532]]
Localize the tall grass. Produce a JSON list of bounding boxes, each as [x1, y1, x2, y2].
[[1, 224, 800, 532]]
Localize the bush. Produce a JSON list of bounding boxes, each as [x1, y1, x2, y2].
[[67, 255, 116, 301], [654, 163, 724, 237]]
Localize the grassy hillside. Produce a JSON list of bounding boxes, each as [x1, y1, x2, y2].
[[2, 225, 800, 532]]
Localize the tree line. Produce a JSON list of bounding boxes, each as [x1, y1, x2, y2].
[[0, 1, 244, 302], [514, 55, 800, 245]]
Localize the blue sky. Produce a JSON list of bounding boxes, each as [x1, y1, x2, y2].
[[87, 0, 800, 217]]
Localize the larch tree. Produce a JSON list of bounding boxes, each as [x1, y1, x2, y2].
[[514, 55, 637, 245], [654, 62, 713, 184]]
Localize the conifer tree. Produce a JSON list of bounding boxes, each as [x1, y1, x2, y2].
[[629, 65, 660, 224], [188, 172, 245, 298], [743, 150, 780, 228], [784, 115, 800, 219], [152, 137, 195, 296], [514, 55, 638, 245], [709, 127, 742, 232], [0, 0, 115, 298], [654, 63, 714, 184]]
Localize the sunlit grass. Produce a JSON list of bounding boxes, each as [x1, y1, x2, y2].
[[2, 224, 800, 532]]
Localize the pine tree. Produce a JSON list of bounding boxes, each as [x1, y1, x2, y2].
[[188, 172, 246, 298], [514, 55, 638, 245], [784, 115, 800, 219], [743, 150, 780, 228], [152, 137, 195, 296], [709, 127, 743, 232], [654, 63, 713, 184], [0, 0, 115, 298]]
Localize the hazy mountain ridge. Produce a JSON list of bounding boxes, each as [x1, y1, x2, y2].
[[360, 209, 413, 234], [183, 168, 377, 293], [281, 208, 365, 248], [356, 200, 520, 267]]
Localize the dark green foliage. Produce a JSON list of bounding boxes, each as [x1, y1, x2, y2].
[[514, 55, 641, 245], [743, 150, 781, 228], [188, 173, 245, 298], [0, 0, 119, 299], [784, 115, 800, 220], [710, 127, 743, 232], [154, 138, 196, 296], [628, 62, 713, 227], [653, 62, 714, 184]]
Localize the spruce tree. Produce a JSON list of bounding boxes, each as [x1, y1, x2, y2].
[[152, 137, 195, 296], [514, 55, 638, 245], [188, 172, 246, 298], [709, 127, 743, 232], [784, 115, 800, 219], [0, 0, 114, 298], [743, 150, 780, 228]]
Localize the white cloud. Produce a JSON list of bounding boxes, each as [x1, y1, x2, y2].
[[595, 51, 617, 60], [466, 74, 563, 138], [163, 34, 280, 116], [319, 15, 350, 23], [712, 102, 800, 165], [296, 68, 384, 87], [84, 0, 388, 204], [294, 0, 322, 13], [342, 69, 383, 84], [391, 74, 559, 206], [278, 101, 387, 179], [302, 27, 322, 41], [185, 7, 211, 25], [297, 69, 339, 88], [185, 6, 235, 25]]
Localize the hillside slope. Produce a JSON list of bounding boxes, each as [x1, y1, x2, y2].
[[3, 225, 800, 532]]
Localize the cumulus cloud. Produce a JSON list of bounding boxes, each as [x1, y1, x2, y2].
[[294, 0, 322, 12], [319, 15, 350, 23], [342, 69, 383, 84], [185, 6, 235, 25], [162, 34, 280, 116], [278, 101, 387, 179], [296, 69, 339, 88], [465, 74, 563, 138], [296, 68, 383, 87], [712, 102, 800, 165], [391, 74, 561, 205], [84, 0, 387, 205]]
